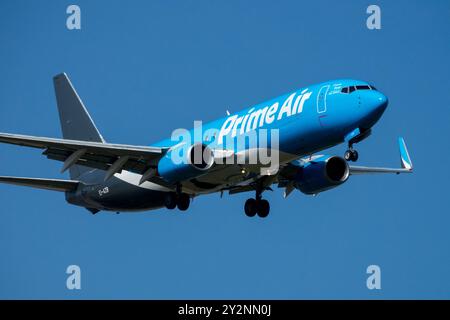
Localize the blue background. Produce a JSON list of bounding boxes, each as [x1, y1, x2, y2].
[[0, 0, 449, 299]]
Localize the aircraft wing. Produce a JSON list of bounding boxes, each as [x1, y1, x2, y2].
[[349, 137, 413, 175], [0, 133, 168, 180]]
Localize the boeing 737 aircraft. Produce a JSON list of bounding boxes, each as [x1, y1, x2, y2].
[[0, 74, 412, 217]]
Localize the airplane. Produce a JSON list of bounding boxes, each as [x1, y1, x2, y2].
[[0, 73, 413, 218]]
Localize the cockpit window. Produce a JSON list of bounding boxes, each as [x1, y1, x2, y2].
[[369, 85, 377, 90], [341, 85, 374, 93]]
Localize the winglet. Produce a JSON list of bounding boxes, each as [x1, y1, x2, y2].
[[398, 137, 413, 171]]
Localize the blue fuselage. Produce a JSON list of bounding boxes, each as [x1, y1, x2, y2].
[[69, 79, 388, 212], [154, 79, 388, 162]]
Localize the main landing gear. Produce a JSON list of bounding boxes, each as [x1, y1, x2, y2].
[[164, 192, 190, 211], [244, 189, 270, 218]]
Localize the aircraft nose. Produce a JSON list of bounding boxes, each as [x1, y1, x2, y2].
[[366, 91, 388, 114], [375, 92, 388, 111], [358, 90, 389, 128]]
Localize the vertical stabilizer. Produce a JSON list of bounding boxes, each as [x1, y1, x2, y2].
[[53, 73, 105, 179]]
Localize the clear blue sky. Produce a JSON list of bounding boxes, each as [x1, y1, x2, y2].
[[0, 0, 449, 299]]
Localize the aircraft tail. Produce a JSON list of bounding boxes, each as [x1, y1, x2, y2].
[[0, 176, 79, 192], [53, 73, 105, 179]]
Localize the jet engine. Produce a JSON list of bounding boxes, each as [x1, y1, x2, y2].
[[295, 156, 349, 194], [157, 143, 215, 183]]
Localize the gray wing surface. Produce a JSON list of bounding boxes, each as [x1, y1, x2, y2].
[[0, 132, 167, 176]]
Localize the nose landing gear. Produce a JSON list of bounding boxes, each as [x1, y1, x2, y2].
[[344, 148, 359, 162], [344, 128, 371, 162]]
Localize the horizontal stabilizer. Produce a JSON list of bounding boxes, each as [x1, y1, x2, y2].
[[0, 176, 79, 192]]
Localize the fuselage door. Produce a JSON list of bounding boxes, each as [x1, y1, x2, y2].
[[317, 85, 330, 113]]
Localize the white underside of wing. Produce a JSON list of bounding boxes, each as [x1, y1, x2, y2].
[[114, 170, 172, 192]]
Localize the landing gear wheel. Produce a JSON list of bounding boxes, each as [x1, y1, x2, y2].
[[351, 150, 359, 161], [344, 150, 352, 161], [177, 193, 190, 211], [244, 198, 257, 217], [164, 193, 177, 210], [344, 149, 359, 162], [256, 199, 270, 218]]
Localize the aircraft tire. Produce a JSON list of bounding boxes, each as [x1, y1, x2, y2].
[[256, 199, 270, 218], [164, 193, 177, 210], [177, 193, 190, 211], [345, 149, 358, 162], [351, 150, 359, 161], [244, 198, 257, 217]]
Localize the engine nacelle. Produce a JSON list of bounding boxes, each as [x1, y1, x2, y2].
[[295, 156, 349, 195], [157, 143, 214, 183]]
